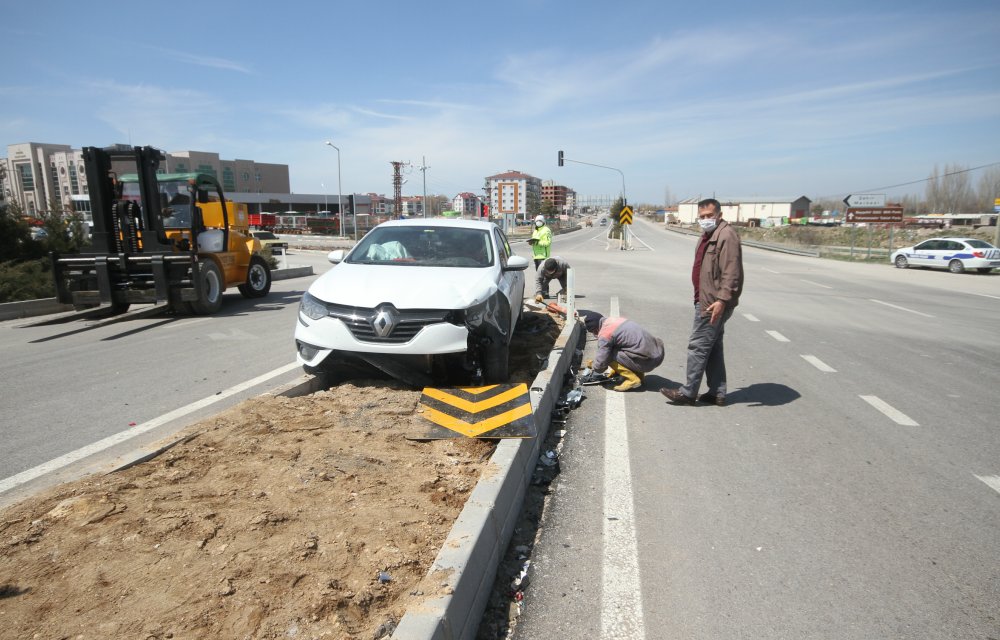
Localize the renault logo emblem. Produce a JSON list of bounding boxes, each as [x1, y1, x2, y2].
[[371, 305, 399, 338]]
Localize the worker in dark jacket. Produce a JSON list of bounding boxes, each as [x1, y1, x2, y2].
[[534, 256, 570, 302], [578, 310, 665, 391]]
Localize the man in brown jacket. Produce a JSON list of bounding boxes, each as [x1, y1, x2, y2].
[[661, 198, 744, 406]]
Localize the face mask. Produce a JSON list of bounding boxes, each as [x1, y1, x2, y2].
[[698, 218, 718, 233], [535, 220, 543, 228]]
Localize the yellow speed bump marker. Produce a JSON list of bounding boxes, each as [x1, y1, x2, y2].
[[413, 383, 536, 439]]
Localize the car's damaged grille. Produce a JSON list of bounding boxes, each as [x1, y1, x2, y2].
[[324, 302, 452, 343]]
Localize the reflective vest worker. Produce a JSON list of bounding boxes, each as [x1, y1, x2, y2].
[[528, 215, 552, 269]]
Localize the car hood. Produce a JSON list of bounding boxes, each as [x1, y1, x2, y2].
[[308, 262, 500, 309]]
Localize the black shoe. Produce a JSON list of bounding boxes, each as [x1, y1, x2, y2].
[[660, 388, 696, 405], [698, 392, 726, 406]]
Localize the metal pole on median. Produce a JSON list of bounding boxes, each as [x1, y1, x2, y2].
[[325, 141, 344, 238]]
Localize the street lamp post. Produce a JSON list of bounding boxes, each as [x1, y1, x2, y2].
[[558, 150, 629, 248], [324, 141, 344, 238]]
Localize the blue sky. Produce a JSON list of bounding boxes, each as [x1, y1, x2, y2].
[[3, 0, 998, 205]]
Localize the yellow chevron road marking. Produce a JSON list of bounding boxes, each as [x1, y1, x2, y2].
[[422, 384, 527, 413], [421, 403, 533, 437]]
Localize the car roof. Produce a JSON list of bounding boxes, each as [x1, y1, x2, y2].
[[374, 218, 498, 231], [922, 237, 978, 242]]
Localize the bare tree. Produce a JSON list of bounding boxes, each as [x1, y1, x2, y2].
[[976, 166, 1000, 213], [925, 164, 978, 213]]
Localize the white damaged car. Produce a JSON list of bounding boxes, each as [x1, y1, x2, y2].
[[295, 219, 529, 386]]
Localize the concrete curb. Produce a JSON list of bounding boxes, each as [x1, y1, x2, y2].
[[0, 298, 73, 321], [392, 319, 582, 640], [0, 267, 314, 322]]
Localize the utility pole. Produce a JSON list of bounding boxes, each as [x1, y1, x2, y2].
[[391, 161, 405, 219], [418, 156, 430, 218]]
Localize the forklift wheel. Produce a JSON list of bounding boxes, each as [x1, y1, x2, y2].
[[190, 260, 224, 315], [238, 255, 272, 299]]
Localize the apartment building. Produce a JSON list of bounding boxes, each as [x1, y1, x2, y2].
[[485, 170, 542, 222], [541, 180, 576, 213], [452, 192, 484, 217]]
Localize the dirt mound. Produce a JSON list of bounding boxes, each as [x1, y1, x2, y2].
[[0, 310, 565, 639]]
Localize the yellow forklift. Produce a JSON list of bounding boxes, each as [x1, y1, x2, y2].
[[39, 145, 271, 324]]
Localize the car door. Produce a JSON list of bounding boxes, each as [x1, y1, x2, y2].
[[910, 240, 938, 266], [494, 227, 525, 336]]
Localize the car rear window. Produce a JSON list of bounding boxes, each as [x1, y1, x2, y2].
[[966, 240, 993, 249]]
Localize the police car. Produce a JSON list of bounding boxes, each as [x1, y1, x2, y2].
[[891, 237, 1000, 273]]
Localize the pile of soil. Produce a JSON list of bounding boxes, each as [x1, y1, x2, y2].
[[0, 310, 565, 639]]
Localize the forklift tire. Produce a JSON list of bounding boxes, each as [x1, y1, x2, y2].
[[190, 260, 224, 315], [238, 255, 272, 299]]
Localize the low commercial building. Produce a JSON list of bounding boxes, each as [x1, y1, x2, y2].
[[676, 196, 812, 224]]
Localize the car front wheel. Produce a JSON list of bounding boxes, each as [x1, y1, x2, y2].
[[894, 255, 908, 269], [948, 259, 965, 274], [482, 339, 510, 384]]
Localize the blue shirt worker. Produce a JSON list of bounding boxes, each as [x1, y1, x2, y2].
[[528, 215, 552, 270], [534, 256, 569, 302], [579, 310, 665, 392]]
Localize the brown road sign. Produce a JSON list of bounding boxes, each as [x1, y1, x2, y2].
[[412, 383, 535, 439], [845, 207, 903, 223]]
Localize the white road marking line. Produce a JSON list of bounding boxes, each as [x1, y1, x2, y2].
[[0, 362, 302, 495], [860, 395, 919, 426], [801, 355, 836, 372], [869, 299, 935, 318], [762, 268, 780, 274], [974, 475, 1000, 495], [743, 313, 760, 322], [968, 292, 1000, 300], [602, 296, 646, 639], [800, 279, 833, 289], [766, 330, 790, 342]]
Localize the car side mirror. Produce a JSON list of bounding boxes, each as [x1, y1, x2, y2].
[[328, 249, 346, 264], [504, 255, 530, 272]]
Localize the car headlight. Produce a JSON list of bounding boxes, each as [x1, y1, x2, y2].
[[299, 291, 329, 320]]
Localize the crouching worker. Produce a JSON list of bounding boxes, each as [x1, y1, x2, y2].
[[534, 256, 570, 303], [578, 310, 665, 392]]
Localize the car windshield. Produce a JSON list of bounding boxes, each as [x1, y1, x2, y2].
[[254, 232, 277, 240], [348, 226, 494, 267]]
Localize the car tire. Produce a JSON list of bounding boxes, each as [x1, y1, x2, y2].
[[482, 339, 510, 384], [238, 255, 272, 298], [894, 255, 908, 269], [191, 260, 224, 314], [948, 259, 965, 274]]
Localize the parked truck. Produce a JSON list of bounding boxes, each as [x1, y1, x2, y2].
[[48, 145, 272, 319]]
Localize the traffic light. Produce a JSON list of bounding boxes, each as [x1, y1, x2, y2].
[[347, 194, 356, 215], [480, 202, 489, 218], [557, 150, 564, 167]]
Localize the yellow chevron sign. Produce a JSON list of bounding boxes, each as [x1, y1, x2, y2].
[[619, 205, 633, 225], [414, 384, 535, 439]]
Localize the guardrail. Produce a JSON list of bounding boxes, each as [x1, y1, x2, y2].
[[664, 225, 895, 260]]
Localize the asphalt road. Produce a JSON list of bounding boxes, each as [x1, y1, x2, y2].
[[510, 219, 1000, 639], [3, 224, 998, 639], [0, 249, 333, 506]]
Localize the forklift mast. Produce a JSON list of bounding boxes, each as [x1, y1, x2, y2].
[[82, 145, 176, 255]]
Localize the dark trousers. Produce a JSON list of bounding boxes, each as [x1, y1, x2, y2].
[[682, 302, 734, 397]]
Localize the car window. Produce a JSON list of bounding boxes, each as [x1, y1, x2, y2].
[[945, 241, 965, 251], [494, 227, 512, 267], [966, 240, 993, 249], [917, 240, 942, 251], [348, 226, 492, 267], [253, 231, 276, 240]]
